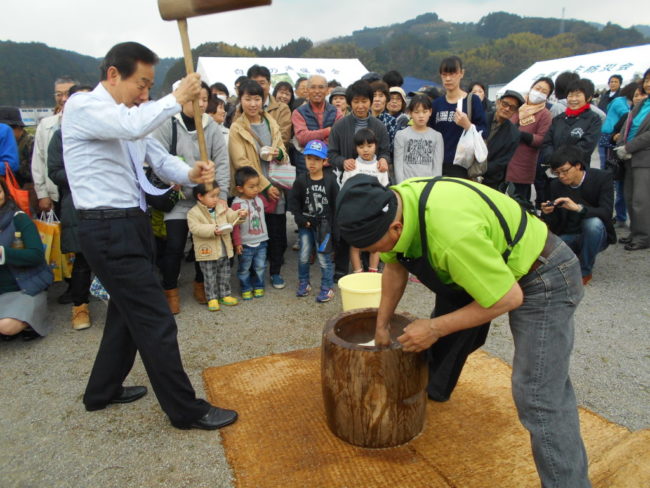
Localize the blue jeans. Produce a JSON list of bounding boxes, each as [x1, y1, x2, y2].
[[559, 217, 608, 277], [511, 235, 590, 487], [298, 228, 334, 290], [237, 242, 267, 292]]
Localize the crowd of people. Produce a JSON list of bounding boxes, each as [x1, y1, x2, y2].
[[0, 39, 648, 485]]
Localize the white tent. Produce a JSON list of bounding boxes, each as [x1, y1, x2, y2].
[[502, 44, 650, 96], [196, 57, 368, 95]]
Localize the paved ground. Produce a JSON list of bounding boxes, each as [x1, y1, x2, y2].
[[2, 222, 649, 488]]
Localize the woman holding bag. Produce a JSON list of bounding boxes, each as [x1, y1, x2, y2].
[[0, 177, 53, 341], [229, 80, 290, 289]]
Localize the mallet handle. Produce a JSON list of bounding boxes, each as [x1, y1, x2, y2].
[[177, 18, 212, 190]]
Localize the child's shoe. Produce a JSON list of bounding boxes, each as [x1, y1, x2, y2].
[[242, 291, 253, 300], [254, 288, 265, 298], [270, 274, 286, 289], [220, 296, 239, 306], [207, 299, 220, 311], [296, 281, 311, 297], [316, 288, 334, 303]]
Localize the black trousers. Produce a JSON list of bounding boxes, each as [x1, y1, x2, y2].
[[70, 252, 92, 306], [265, 213, 287, 276], [159, 219, 203, 289], [78, 212, 209, 424]]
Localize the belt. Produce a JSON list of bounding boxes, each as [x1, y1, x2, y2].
[[527, 232, 556, 274], [78, 208, 144, 220]]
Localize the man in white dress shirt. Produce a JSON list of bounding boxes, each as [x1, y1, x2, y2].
[[63, 42, 237, 430]]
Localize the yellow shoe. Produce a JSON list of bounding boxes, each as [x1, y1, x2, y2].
[[72, 303, 91, 330], [254, 288, 265, 298], [242, 291, 253, 300], [207, 299, 220, 311], [220, 296, 239, 306]]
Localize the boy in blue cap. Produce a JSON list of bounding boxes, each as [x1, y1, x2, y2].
[[288, 140, 339, 302]]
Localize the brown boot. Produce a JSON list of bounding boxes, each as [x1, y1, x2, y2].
[[72, 304, 91, 330], [193, 281, 207, 304], [164, 288, 180, 314]]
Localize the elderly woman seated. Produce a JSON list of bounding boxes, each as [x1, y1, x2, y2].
[[0, 178, 53, 341]]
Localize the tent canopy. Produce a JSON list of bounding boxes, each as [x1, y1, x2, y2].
[[502, 44, 650, 96], [197, 57, 368, 95], [402, 76, 441, 94]]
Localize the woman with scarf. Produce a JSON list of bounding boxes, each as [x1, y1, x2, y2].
[[541, 78, 602, 174], [0, 177, 53, 341], [505, 77, 554, 202]]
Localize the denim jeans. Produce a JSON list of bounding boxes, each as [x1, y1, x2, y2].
[[559, 217, 608, 277], [297, 228, 334, 290], [237, 242, 267, 292], [511, 235, 590, 487]]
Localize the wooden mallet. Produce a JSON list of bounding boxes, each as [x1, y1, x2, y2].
[[157, 0, 272, 189]]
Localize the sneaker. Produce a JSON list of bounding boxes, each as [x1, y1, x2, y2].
[[242, 291, 253, 300], [296, 281, 312, 297], [271, 274, 286, 289], [207, 299, 220, 311], [254, 288, 265, 298], [292, 241, 300, 251], [316, 288, 334, 303], [220, 296, 239, 306], [582, 274, 592, 286]]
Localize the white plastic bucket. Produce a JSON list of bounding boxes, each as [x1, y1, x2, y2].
[[337, 272, 382, 311]]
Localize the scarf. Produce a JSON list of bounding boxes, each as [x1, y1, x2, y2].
[[565, 104, 590, 118], [518, 101, 546, 126]]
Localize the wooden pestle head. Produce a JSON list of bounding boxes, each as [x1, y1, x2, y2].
[[158, 0, 271, 21]]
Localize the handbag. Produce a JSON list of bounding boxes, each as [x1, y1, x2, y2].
[[4, 162, 31, 216], [452, 95, 488, 179], [145, 118, 182, 212], [269, 161, 296, 190]]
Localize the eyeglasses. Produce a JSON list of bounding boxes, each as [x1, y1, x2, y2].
[[552, 166, 574, 177], [500, 100, 518, 112]]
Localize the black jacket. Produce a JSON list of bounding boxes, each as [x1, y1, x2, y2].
[[542, 168, 616, 245], [482, 112, 520, 190], [597, 89, 620, 113], [540, 109, 602, 165], [288, 172, 340, 240]]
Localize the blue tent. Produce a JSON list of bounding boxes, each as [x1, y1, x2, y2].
[[401, 76, 441, 94]]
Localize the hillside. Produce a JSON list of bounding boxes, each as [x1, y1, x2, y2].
[[2, 12, 648, 106]]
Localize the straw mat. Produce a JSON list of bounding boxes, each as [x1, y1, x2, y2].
[[203, 348, 649, 488]]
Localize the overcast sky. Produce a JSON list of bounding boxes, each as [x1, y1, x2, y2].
[[3, 0, 643, 59]]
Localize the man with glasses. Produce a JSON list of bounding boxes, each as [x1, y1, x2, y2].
[[482, 90, 525, 190], [291, 75, 343, 174], [541, 145, 615, 285]]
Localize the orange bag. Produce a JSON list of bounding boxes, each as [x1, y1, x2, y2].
[[4, 162, 31, 216]]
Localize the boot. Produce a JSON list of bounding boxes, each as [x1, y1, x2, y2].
[[72, 303, 91, 330], [193, 281, 207, 304], [164, 288, 180, 314]]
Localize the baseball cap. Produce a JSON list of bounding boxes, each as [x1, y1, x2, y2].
[[500, 89, 526, 107], [408, 86, 441, 100], [329, 86, 346, 103], [0, 106, 25, 127], [303, 140, 328, 159]]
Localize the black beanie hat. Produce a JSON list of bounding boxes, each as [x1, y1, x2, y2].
[[336, 174, 397, 248]]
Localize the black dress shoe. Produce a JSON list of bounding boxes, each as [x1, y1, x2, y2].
[[171, 406, 238, 430], [624, 242, 649, 251], [618, 236, 632, 244], [86, 386, 148, 411], [21, 327, 42, 341]]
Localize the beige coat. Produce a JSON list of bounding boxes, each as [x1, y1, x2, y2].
[[231, 95, 292, 145], [187, 201, 243, 261], [228, 113, 289, 195]]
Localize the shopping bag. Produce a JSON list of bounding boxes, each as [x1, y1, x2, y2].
[[269, 161, 296, 190], [4, 162, 31, 216], [33, 211, 64, 281], [90, 276, 110, 302]]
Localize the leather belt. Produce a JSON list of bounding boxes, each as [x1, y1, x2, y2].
[[78, 208, 144, 220], [527, 232, 556, 274]]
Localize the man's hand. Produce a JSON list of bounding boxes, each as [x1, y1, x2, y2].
[[454, 110, 472, 130], [397, 318, 443, 353], [188, 160, 215, 185], [343, 158, 356, 171], [374, 327, 392, 347], [540, 201, 555, 214], [38, 197, 53, 212], [377, 158, 389, 172], [267, 185, 281, 201], [553, 197, 582, 212], [235, 245, 243, 255], [173, 73, 202, 106]]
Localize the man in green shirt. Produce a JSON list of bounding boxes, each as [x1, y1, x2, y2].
[[336, 174, 590, 488]]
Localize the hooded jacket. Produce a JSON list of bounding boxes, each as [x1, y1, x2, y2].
[[187, 200, 243, 261]]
